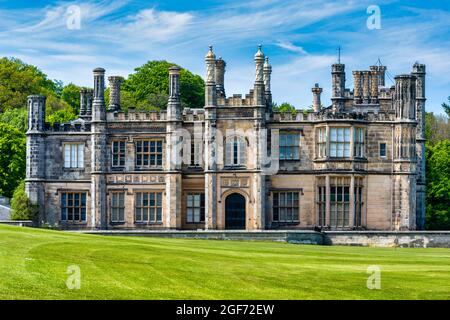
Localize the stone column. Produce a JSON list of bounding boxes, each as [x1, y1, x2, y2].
[[204, 46, 218, 230], [108, 76, 123, 112], [253, 45, 265, 107], [349, 175, 355, 227], [370, 66, 379, 104], [215, 57, 226, 98], [311, 83, 323, 112], [26, 95, 46, 224], [353, 71, 362, 104], [90, 68, 108, 229], [362, 71, 371, 104]]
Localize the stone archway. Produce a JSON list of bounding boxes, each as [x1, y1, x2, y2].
[[225, 193, 246, 230]]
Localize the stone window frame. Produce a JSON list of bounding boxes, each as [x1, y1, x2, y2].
[[225, 135, 247, 167], [63, 142, 85, 169], [135, 139, 163, 169], [60, 192, 87, 223], [110, 191, 125, 223], [279, 131, 300, 161], [186, 192, 205, 223], [329, 176, 351, 228], [271, 190, 301, 224], [379, 142, 387, 158], [111, 140, 126, 168], [134, 191, 163, 224], [315, 125, 367, 160], [329, 127, 351, 158], [353, 127, 365, 158]]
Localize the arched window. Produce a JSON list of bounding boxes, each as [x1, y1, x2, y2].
[[225, 136, 246, 166]]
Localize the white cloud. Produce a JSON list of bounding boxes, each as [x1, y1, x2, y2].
[[275, 41, 307, 54]]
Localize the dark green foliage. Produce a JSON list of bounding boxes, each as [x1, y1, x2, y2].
[[0, 123, 26, 198], [425, 140, 450, 230], [10, 180, 38, 221], [273, 102, 297, 115], [122, 60, 204, 110], [0, 107, 28, 132], [442, 96, 450, 118], [0, 57, 57, 112]]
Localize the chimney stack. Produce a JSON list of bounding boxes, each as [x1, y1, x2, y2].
[[311, 83, 323, 112], [108, 76, 123, 112]]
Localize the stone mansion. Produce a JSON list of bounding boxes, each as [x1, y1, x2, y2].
[[25, 45, 426, 231]]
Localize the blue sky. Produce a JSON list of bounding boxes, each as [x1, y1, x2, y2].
[[0, 0, 449, 113]]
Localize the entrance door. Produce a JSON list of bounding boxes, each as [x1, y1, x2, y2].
[[225, 193, 246, 230]]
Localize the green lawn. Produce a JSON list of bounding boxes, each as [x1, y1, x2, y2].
[[0, 224, 449, 299]]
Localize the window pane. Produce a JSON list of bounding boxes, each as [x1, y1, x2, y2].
[[64, 145, 70, 167], [77, 144, 84, 168]]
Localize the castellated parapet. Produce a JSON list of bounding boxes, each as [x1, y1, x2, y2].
[[24, 45, 426, 231]]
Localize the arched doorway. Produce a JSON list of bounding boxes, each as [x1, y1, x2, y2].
[[225, 193, 246, 230]]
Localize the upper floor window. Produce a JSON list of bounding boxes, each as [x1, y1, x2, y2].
[[61, 192, 86, 222], [279, 132, 300, 160], [64, 143, 84, 168], [136, 140, 163, 168], [112, 141, 126, 167], [191, 141, 202, 167], [317, 127, 327, 158], [330, 128, 350, 158], [225, 136, 246, 166], [354, 128, 365, 158], [186, 193, 205, 223]]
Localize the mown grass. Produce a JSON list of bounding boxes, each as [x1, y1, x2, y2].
[[0, 224, 449, 299]]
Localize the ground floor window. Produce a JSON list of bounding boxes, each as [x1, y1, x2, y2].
[[111, 192, 125, 222], [186, 193, 205, 223], [330, 177, 350, 228], [317, 177, 326, 226], [354, 178, 364, 227], [272, 191, 300, 223], [61, 192, 86, 222], [135, 192, 162, 223]]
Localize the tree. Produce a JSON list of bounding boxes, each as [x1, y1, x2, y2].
[[122, 60, 204, 110], [442, 96, 450, 118], [61, 83, 81, 113], [273, 102, 297, 115], [45, 95, 77, 125], [425, 140, 450, 230], [425, 112, 450, 145], [0, 57, 57, 112], [10, 180, 38, 221], [0, 123, 26, 198], [0, 107, 28, 132]]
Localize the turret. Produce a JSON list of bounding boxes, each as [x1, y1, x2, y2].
[[331, 63, 345, 111], [167, 66, 182, 121], [378, 66, 387, 87], [394, 74, 416, 120], [253, 45, 265, 107], [263, 57, 272, 110], [27, 95, 46, 132], [215, 58, 226, 98], [205, 46, 216, 107], [311, 83, 323, 112], [108, 76, 123, 112], [92, 67, 106, 121]]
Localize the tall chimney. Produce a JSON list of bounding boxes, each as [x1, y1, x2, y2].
[[362, 71, 371, 104], [353, 71, 362, 104], [331, 63, 345, 112], [167, 66, 181, 121], [253, 45, 265, 107], [370, 66, 379, 104], [215, 57, 226, 98], [205, 46, 216, 107], [92, 68, 106, 121], [263, 57, 272, 110], [108, 76, 123, 112], [311, 83, 323, 112]]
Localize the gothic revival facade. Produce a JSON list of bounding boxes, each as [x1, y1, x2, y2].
[[25, 46, 426, 231]]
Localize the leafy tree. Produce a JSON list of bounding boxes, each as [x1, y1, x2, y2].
[[122, 60, 204, 110], [442, 96, 450, 118], [0, 57, 57, 112], [45, 95, 77, 125], [0, 107, 28, 132], [61, 83, 81, 113], [10, 180, 38, 221], [273, 102, 297, 115], [425, 140, 450, 230], [0, 123, 26, 198]]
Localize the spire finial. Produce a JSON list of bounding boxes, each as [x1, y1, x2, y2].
[[337, 46, 341, 64]]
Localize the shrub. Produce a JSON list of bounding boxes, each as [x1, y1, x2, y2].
[[10, 180, 38, 221]]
